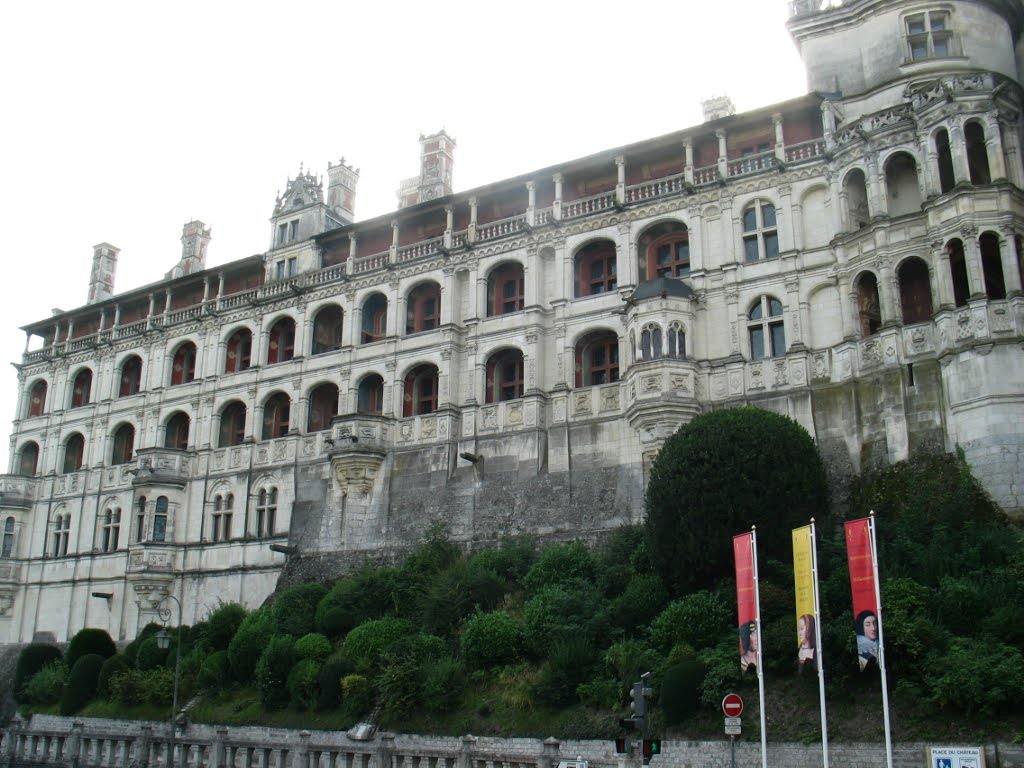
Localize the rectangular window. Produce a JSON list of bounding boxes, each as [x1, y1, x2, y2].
[[289, 221, 299, 241], [907, 11, 953, 61], [277, 223, 288, 246], [750, 327, 766, 361], [287, 258, 297, 276], [275, 261, 285, 280]]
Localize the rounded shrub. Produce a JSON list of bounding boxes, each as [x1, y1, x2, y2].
[[135, 637, 168, 671], [205, 603, 247, 651], [342, 617, 413, 669], [60, 653, 105, 715], [198, 650, 230, 690], [341, 673, 374, 719], [65, 628, 117, 670], [255, 635, 297, 709], [315, 568, 400, 638], [23, 661, 66, 706], [273, 583, 328, 637], [295, 633, 332, 661], [97, 654, 131, 698], [649, 591, 732, 653], [316, 655, 355, 710], [460, 610, 522, 669], [228, 608, 274, 682], [124, 623, 161, 666], [14, 643, 62, 700], [522, 540, 597, 594], [287, 658, 322, 711]]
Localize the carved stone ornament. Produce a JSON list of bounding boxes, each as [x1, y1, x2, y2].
[[331, 451, 384, 496], [0, 590, 14, 617]]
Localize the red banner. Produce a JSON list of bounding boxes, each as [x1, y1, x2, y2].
[[734, 532, 759, 671], [845, 518, 879, 670]]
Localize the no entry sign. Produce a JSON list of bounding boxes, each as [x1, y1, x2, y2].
[[721, 693, 744, 717]]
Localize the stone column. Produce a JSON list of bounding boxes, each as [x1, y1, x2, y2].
[[773, 113, 785, 162], [777, 183, 795, 252], [346, 233, 357, 276], [615, 155, 626, 206], [389, 220, 399, 264], [552, 174, 563, 221], [444, 205, 454, 248], [949, 118, 971, 184], [865, 152, 885, 218], [999, 225, 1023, 295], [716, 129, 728, 180], [683, 138, 694, 186], [526, 181, 536, 226], [821, 100, 837, 152], [961, 228, 985, 297], [877, 258, 898, 326], [983, 112, 1008, 181], [934, 240, 955, 308], [468, 197, 478, 243]]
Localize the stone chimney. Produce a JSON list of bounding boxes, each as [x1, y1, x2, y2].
[[702, 95, 736, 122], [327, 158, 359, 225], [398, 130, 456, 208], [166, 220, 211, 279], [87, 243, 119, 304]]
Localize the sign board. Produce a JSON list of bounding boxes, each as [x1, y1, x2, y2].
[[724, 717, 741, 736], [928, 747, 985, 768], [721, 693, 744, 717]]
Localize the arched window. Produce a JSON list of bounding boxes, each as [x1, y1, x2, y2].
[[119, 355, 143, 397], [1, 517, 14, 559], [485, 349, 524, 403], [639, 222, 690, 280], [980, 232, 1006, 299], [640, 324, 663, 361], [267, 317, 296, 365], [406, 282, 441, 334], [52, 514, 71, 557], [742, 201, 779, 262], [965, 122, 991, 185], [855, 271, 882, 336], [135, 497, 147, 543], [361, 293, 388, 344], [71, 369, 93, 408], [225, 328, 253, 373], [947, 239, 970, 307], [212, 492, 234, 542], [885, 152, 922, 217], [17, 442, 38, 477], [170, 341, 197, 385], [101, 508, 120, 552], [311, 305, 344, 355], [935, 129, 955, 193], [486, 263, 525, 316], [667, 322, 686, 359], [28, 380, 47, 417], [165, 412, 190, 451], [261, 392, 291, 440], [63, 433, 85, 473], [844, 169, 870, 229], [219, 401, 247, 447], [748, 296, 786, 360], [575, 331, 620, 387], [255, 488, 277, 538], [403, 364, 439, 417], [152, 496, 168, 542], [574, 240, 617, 297], [307, 384, 339, 432], [111, 424, 135, 465], [358, 374, 384, 415], [898, 257, 934, 324]]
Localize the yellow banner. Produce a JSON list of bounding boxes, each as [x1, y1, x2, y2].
[[792, 525, 816, 666]]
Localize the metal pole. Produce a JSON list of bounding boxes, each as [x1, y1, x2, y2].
[[810, 520, 829, 768], [751, 526, 767, 768], [730, 735, 735, 768], [868, 513, 894, 768], [156, 594, 183, 768]]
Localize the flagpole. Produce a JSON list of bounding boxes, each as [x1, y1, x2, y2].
[[810, 519, 829, 768], [868, 511, 894, 768], [751, 526, 767, 768]]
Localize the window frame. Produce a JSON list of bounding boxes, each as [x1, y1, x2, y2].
[[101, 507, 121, 553], [71, 369, 93, 408], [28, 380, 47, 417], [266, 318, 296, 365], [118, 356, 143, 397], [403, 365, 439, 417], [225, 329, 253, 373], [486, 263, 525, 317], [905, 10, 954, 61], [742, 201, 780, 262], [648, 233, 691, 279], [575, 332, 620, 387], [219, 402, 247, 447], [575, 241, 618, 298], [485, 348, 525, 403], [406, 283, 442, 335], [170, 342, 197, 385], [255, 487, 277, 538], [747, 295, 786, 361]]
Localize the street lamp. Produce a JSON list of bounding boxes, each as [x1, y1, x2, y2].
[[154, 593, 183, 768]]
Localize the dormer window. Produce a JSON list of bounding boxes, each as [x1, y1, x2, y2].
[[276, 220, 300, 246], [906, 11, 953, 60]]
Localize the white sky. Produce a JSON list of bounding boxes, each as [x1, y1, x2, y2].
[[0, 0, 808, 470]]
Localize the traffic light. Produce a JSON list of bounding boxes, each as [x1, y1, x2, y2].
[[629, 681, 647, 718], [614, 737, 629, 754], [641, 739, 661, 765]]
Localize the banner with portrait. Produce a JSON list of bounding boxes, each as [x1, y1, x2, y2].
[[845, 517, 879, 670], [733, 532, 759, 672], [792, 525, 817, 668]]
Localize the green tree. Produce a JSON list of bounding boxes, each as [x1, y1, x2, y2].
[[645, 407, 830, 595]]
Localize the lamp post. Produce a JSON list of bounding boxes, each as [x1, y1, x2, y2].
[[154, 593, 183, 768]]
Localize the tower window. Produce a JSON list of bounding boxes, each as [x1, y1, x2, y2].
[[906, 11, 954, 61]]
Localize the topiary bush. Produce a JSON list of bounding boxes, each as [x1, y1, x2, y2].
[[460, 610, 522, 669], [97, 654, 131, 698], [316, 655, 355, 710], [295, 633, 332, 661], [522, 540, 598, 595], [14, 643, 62, 701], [60, 653, 106, 715], [23, 661, 66, 706], [135, 637, 168, 671], [645, 407, 830, 596], [522, 582, 610, 656], [287, 658, 322, 711], [342, 617, 413, 669], [341, 674, 374, 719], [198, 650, 231, 690], [315, 567, 401, 639], [65, 628, 117, 670], [649, 591, 731, 653], [273, 583, 328, 637], [255, 635, 297, 709], [205, 603, 247, 651], [124, 623, 161, 666], [228, 608, 274, 682]]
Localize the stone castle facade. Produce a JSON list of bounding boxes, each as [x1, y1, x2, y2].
[[2, 0, 1022, 642]]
